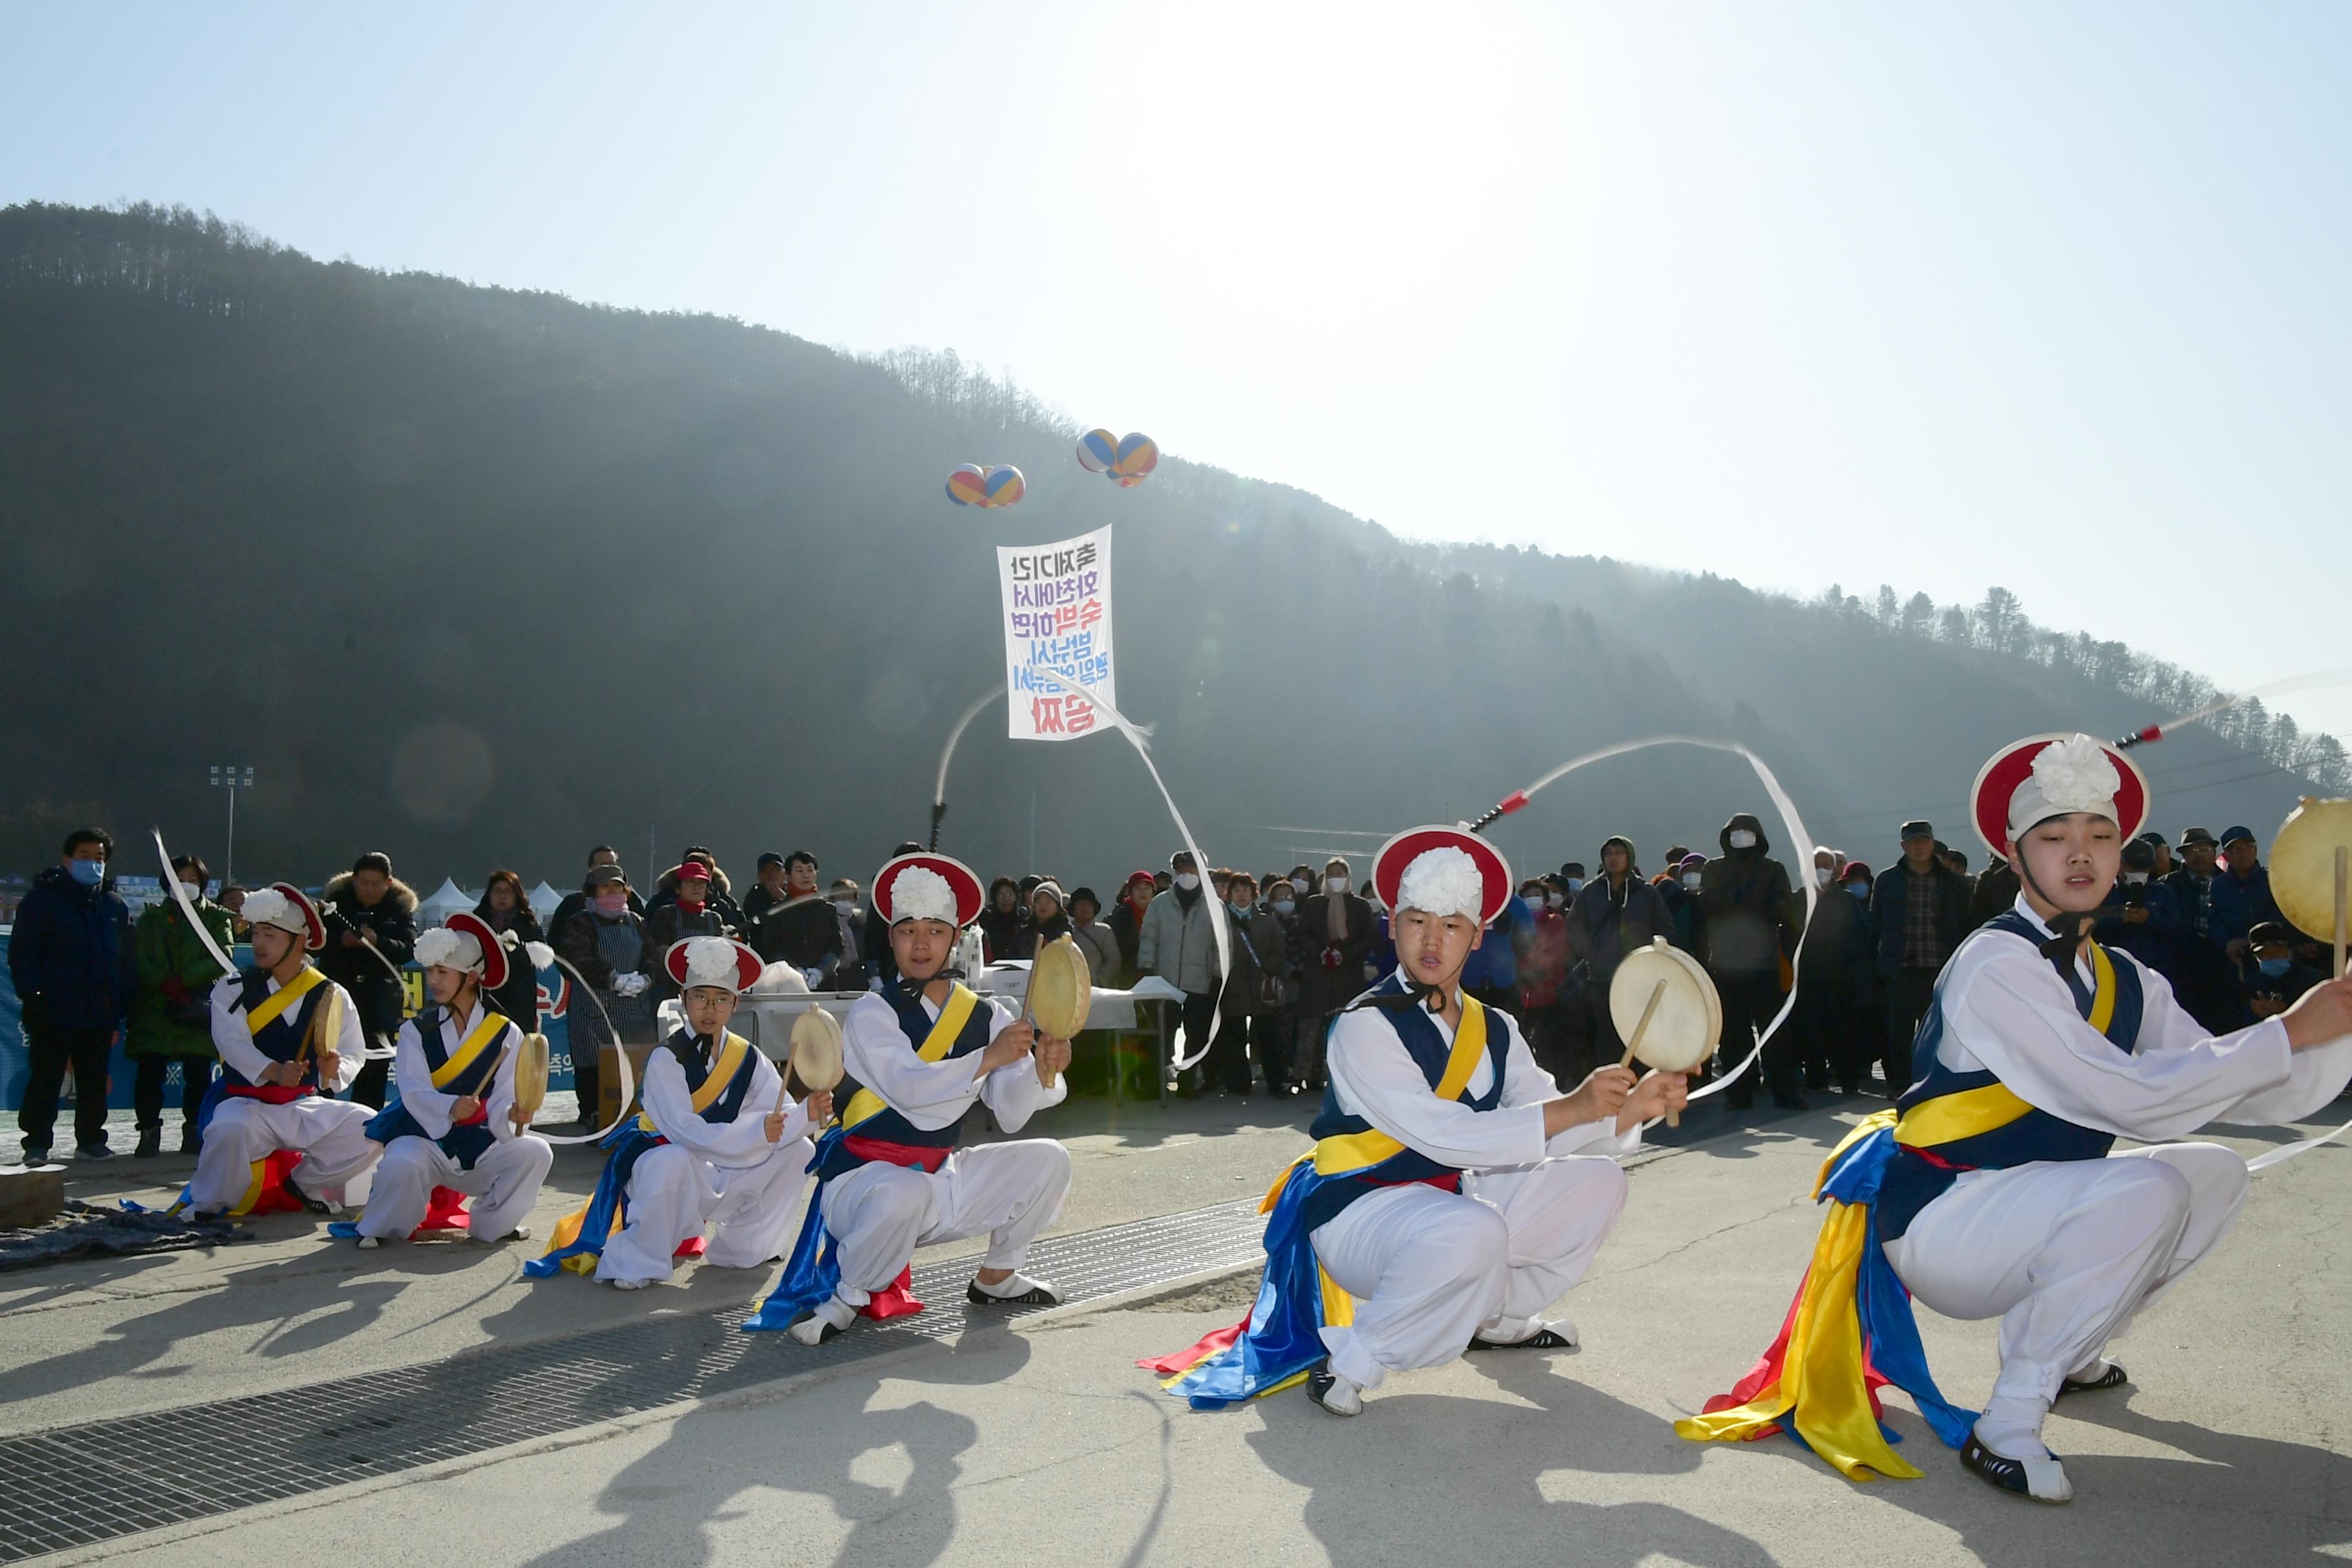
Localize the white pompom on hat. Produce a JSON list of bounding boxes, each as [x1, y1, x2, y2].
[[872, 852, 985, 928], [665, 935, 764, 994], [240, 883, 326, 950], [1971, 732, 2151, 854], [1371, 827, 1514, 926], [415, 910, 509, 990]]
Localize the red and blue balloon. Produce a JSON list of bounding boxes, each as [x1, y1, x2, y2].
[[1077, 429, 1159, 488]]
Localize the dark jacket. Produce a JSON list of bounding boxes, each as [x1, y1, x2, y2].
[[318, 872, 418, 1041], [2095, 877, 2185, 981], [1798, 883, 1872, 990], [9, 865, 134, 1030], [1290, 891, 1378, 1014], [1699, 814, 1796, 976], [1970, 858, 2021, 929], [2226, 863, 2283, 932], [1107, 897, 1152, 988], [1567, 874, 1675, 994], [1868, 858, 1972, 977], [474, 900, 545, 1029], [645, 863, 744, 928], [549, 883, 643, 937], [976, 905, 1030, 965], [745, 887, 847, 977], [2162, 867, 2251, 949], [642, 899, 732, 1004], [1222, 904, 1293, 1015]]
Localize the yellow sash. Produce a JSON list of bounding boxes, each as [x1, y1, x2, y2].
[[841, 985, 980, 1130], [430, 1010, 509, 1090], [634, 1031, 752, 1134], [1311, 996, 1487, 1176], [1675, 941, 2122, 1479], [246, 966, 326, 1034]]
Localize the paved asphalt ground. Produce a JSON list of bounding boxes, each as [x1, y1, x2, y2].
[[5, 1088, 2351, 1567]]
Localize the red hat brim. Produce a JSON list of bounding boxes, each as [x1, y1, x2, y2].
[[872, 852, 985, 928], [271, 883, 327, 951], [1372, 827, 1514, 926], [663, 937, 764, 993], [1970, 734, 2150, 856], [440, 909, 509, 992]]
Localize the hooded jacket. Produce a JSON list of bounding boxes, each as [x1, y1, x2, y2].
[[1698, 814, 1795, 975], [8, 865, 134, 1030]]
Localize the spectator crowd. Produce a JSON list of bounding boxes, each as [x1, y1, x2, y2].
[[9, 808, 2334, 1163]]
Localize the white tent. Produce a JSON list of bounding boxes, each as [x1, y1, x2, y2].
[[416, 877, 476, 928], [526, 880, 564, 925]]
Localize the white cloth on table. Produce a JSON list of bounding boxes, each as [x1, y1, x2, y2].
[[360, 1134, 554, 1241], [1309, 999, 1640, 1391], [819, 1140, 1072, 1305]]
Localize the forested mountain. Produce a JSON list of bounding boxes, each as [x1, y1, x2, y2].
[[1, 202, 2337, 890]]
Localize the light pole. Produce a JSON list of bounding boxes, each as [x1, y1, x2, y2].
[[209, 765, 254, 885]]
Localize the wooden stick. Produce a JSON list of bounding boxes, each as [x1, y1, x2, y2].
[[2334, 845, 2347, 983], [1619, 979, 1677, 1128]]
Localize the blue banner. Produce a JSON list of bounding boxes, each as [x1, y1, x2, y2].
[[0, 930, 574, 1113]]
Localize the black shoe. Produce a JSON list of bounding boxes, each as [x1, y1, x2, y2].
[[181, 1130, 203, 1157], [75, 1141, 113, 1161], [2055, 1362, 2128, 1400], [1306, 1361, 1362, 1416], [19, 1145, 52, 1166], [1959, 1433, 2072, 1502], [279, 1172, 340, 1216], [135, 1130, 162, 1159]]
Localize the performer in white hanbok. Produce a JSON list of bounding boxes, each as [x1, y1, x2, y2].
[[188, 883, 380, 1219], [351, 911, 553, 1248], [1682, 734, 2352, 1503], [745, 852, 1074, 1345], [528, 937, 829, 1288], [1148, 827, 1686, 1416]]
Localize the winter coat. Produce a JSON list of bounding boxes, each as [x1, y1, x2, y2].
[[1009, 910, 1075, 961], [743, 887, 845, 977], [318, 873, 418, 1042], [1797, 883, 1872, 991], [1068, 917, 1121, 983], [1290, 891, 1378, 1014], [1518, 906, 1572, 1010], [1868, 858, 1974, 976], [1970, 858, 2021, 929], [548, 883, 643, 938], [1460, 893, 1534, 993], [1221, 905, 1293, 1015], [642, 900, 732, 1004], [1698, 815, 1796, 976], [1107, 898, 1152, 988], [2227, 863, 2284, 932], [474, 901, 545, 1029], [2095, 878, 2186, 981], [2162, 867, 2251, 948], [1139, 885, 1226, 997], [8, 866, 134, 1030], [976, 905, 1030, 965], [129, 897, 237, 1058], [645, 863, 744, 928], [1566, 876, 1676, 994]]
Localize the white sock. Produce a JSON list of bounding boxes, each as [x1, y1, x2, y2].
[[972, 1270, 1053, 1300], [789, 1294, 857, 1343], [1975, 1396, 2052, 1462], [2066, 1355, 2113, 1384]]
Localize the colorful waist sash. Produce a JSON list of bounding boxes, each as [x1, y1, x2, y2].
[[740, 1128, 940, 1331]]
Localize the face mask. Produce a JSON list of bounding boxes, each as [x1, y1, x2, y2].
[[594, 892, 627, 916], [1546, 891, 1565, 908], [1326, 876, 1348, 894], [1682, 872, 1702, 890], [180, 880, 204, 901], [1729, 830, 1757, 850], [2259, 957, 2291, 978], [1272, 899, 1296, 916], [1847, 881, 1871, 900], [1814, 866, 1834, 887], [1563, 878, 1584, 896], [2122, 872, 2148, 887], [1173, 873, 1200, 892], [832, 899, 856, 914], [68, 859, 104, 887]]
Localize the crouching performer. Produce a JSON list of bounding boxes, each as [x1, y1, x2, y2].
[[1146, 827, 1686, 1416], [1679, 734, 2352, 1502], [529, 937, 828, 1288], [188, 884, 380, 1220], [745, 852, 1074, 1345], [349, 911, 552, 1248]]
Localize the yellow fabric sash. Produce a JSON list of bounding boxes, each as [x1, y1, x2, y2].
[[1674, 940, 2121, 1479], [841, 985, 980, 1130], [430, 1010, 508, 1090], [634, 1031, 752, 1134], [1311, 996, 1487, 1177], [247, 966, 326, 1034]]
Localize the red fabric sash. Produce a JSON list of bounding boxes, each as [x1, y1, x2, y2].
[[1367, 1172, 1462, 1192], [225, 1083, 313, 1105], [837, 1136, 948, 1316]]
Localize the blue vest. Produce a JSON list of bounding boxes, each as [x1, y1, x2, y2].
[[219, 966, 329, 1092], [363, 1005, 512, 1170], [1876, 911, 2146, 1240], [1296, 977, 1511, 1233], [655, 1027, 762, 1128], [815, 985, 995, 1179]]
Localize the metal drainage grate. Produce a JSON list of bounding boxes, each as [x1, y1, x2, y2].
[[0, 1197, 1263, 1563]]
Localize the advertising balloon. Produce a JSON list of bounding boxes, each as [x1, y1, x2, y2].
[[1076, 429, 1118, 473], [982, 465, 1026, 507], [945, 464, 988, 506]]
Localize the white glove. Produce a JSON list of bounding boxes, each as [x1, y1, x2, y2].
[[612, 971, 647, 999], [801, 968, 825, 990]]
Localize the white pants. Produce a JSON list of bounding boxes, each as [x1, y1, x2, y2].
[[594, 1137, 814, 1286], [189, 1096, 380, 1211], [1886, 1143, 2249, 1407], [356, 1134, 554, 1242], [817, 1140, 1073, 1306], [1311, 1155, 1629, 1392]]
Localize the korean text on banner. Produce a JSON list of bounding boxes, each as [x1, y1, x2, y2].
[[998, 526, 1113, 741]]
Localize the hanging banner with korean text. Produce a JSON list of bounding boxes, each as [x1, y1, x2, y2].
[[997, 525, 1114, 741]]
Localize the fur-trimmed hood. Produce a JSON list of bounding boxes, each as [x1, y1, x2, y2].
[[320, 871, 418, 916], [653, 862, 733, 899]]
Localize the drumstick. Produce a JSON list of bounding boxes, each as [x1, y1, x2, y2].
[[1618, 979, 1672, 1127], [2333, 845, 2347, 983]]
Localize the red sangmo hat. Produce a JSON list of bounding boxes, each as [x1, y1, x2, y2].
[[439, 909, 511, 991], [271, 882, 328, 950], [663, 936, 764, 993], [1371, 826, 1515, 926], [1970, 733, 2150, 856]]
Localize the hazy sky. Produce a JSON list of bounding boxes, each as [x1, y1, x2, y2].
[[10, 3, 2347, 738]]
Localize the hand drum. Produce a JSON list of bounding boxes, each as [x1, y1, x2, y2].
[[1608, 939, 1721, 1125], [512, 1033, 552, 1126], [2270, 798, 2352, 978], [789, 1005, 847, 1093], [1026, 935, 1094, 1041]]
